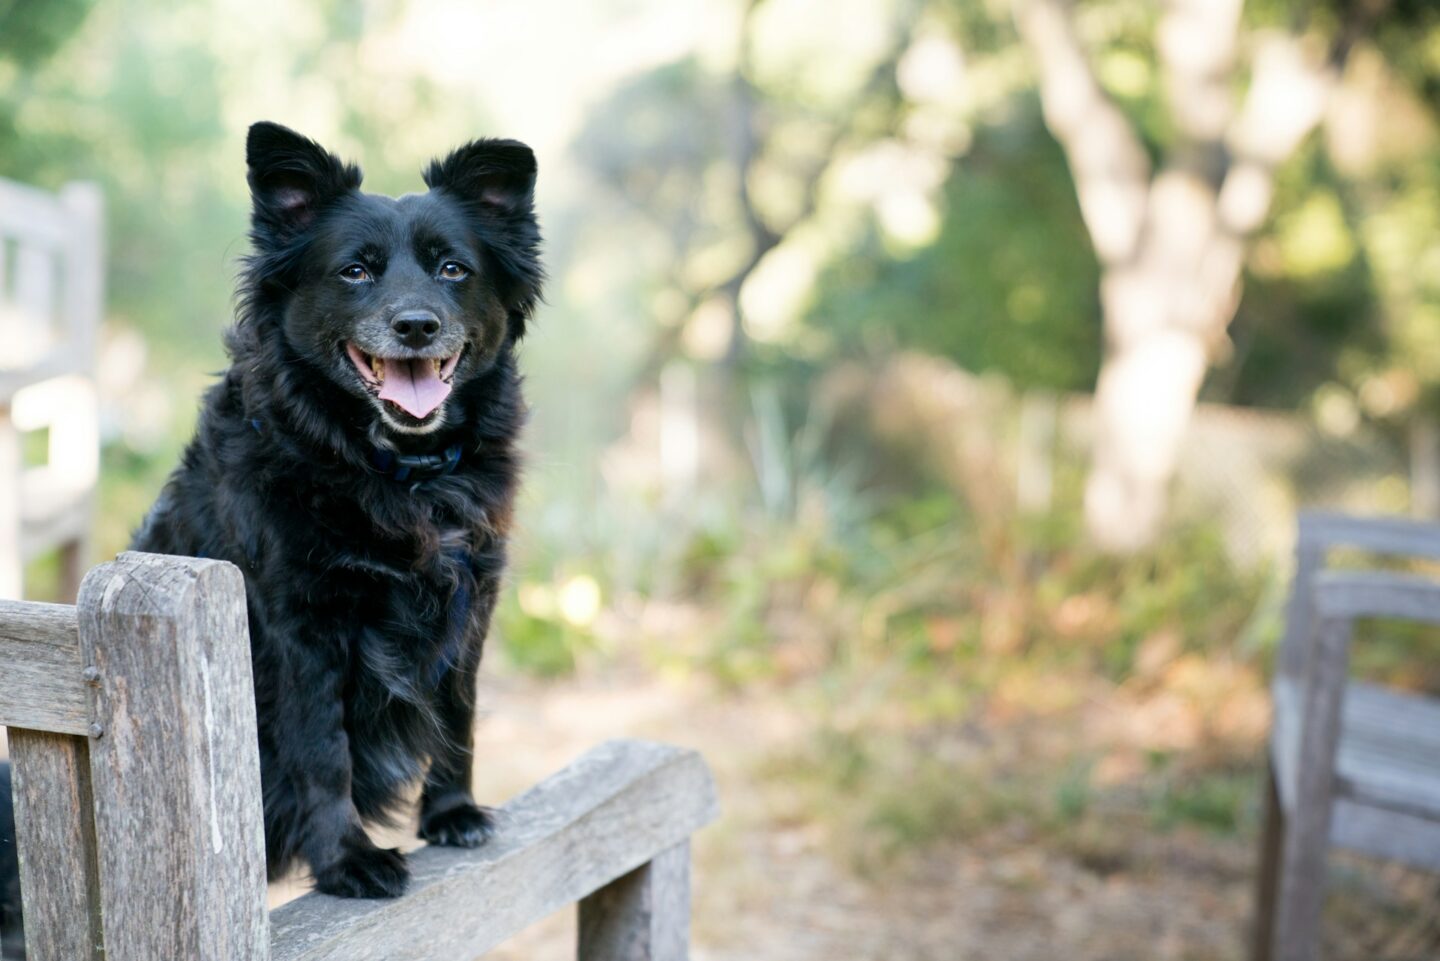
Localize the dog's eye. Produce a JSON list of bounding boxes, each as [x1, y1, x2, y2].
[[339, 264, 372, 283], [438, 262, 469, 281]]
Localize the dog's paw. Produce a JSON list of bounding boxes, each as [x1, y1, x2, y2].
[[314, 844, 409, 899], [418, 801, 498, 848]]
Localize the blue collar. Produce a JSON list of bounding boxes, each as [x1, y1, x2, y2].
[[368, 444, 464, 482], [247, 417, 462, 484]]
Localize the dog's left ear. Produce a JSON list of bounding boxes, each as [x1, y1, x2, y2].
[[247, 121, 362, 249], [425, 139, 543, 335], [423, 139, 537, 218]]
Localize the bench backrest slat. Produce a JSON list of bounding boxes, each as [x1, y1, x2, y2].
[[1280, 510, 1440, 680], [0, 600, 87, 735], [8, 730, 104, 961]]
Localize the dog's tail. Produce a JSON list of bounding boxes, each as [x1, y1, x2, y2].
[[0, 761, 24, 960]]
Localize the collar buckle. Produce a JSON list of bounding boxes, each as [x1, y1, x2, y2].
[[369, 444, 463, 483]]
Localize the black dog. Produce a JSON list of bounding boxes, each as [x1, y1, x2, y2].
[[0, 124, 535, 938], [125, 122, 540, 899]]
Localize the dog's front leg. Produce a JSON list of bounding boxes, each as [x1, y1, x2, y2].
[[418, 612, 497, 849], [271, 638, 409, 899]]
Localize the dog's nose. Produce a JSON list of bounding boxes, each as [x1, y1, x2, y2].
[[390, 310, 441, 347]]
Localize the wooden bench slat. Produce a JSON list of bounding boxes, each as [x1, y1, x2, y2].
[[8, 730, 104, 961], [269, 738, 719, 961], [1299, 509, 1440, 560], [1273, 677, 1440, 824], [1331, 795, 1440, 872], [0, 598, 88, 735], [1312, 569, 1440, 624]]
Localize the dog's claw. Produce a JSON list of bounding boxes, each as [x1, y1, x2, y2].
[[419, 802, 498, 848]]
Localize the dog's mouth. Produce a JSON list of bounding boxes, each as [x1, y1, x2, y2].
[[345, 343, 463, 420]]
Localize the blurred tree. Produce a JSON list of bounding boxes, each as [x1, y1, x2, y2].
[[1011, 0, 1417, 551], [810, 125, 1102, 391], [575, 0, 923, 478]]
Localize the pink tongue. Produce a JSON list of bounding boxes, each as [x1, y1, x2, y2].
[[378, 358, 451, 419]]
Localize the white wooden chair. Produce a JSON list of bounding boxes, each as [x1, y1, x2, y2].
[[0, 177, 103, 601], [1254, 511, 1440, 961]]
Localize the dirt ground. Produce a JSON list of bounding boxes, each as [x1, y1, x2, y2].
[[403, 669, 1438, 961]]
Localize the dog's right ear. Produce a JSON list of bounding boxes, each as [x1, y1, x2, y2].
[[246, 122, 362, 248]]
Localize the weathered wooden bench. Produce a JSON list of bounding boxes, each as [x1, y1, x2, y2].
[[1254, 511, 1440, 961], [0, 551, 718, 960]]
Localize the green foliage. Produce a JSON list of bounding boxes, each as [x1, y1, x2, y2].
[[1147, 764, 1256, 835], [494, 599, 588, 677], [808, 113, 1102, 391], [0, 0, 92, 68]]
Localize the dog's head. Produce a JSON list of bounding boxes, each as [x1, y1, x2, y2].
[[243, 121, 541, 436]]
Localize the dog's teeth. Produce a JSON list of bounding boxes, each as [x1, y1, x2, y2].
[[433, 358, 443, 374], [371, 356, 384, 381]]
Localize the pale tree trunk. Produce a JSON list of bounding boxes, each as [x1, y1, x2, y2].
[[1014, 0, 1344, 550]]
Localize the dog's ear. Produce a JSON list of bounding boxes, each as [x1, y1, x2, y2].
[[246, 122, 362, 247], [424, 139, 543, 336], [422, 139, 537, 218]]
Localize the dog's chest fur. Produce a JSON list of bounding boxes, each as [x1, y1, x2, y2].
[[133, 364, 519, 822]]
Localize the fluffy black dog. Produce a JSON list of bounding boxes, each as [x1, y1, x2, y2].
[[126, 121, 540, 899], [0, 124, 535, 942]]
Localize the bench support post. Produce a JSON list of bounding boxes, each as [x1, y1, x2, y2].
[[77, 552, 269, 961], [1250, 758, 1284, 961], [1270, 612, 1351, 961], [578, 841, 691, 961]]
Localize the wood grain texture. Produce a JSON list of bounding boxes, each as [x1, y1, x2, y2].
[[78, 552, 269, 961], [0, 599, 87, 735], [579, 841, 690, 961], [8, 729, 103, 961], [270, 739, 719, 961]]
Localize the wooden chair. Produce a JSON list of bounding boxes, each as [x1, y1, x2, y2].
[[0, 176, 104, 602], [1254, 511, 1440, 961], [0, 552, 718, 960]]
